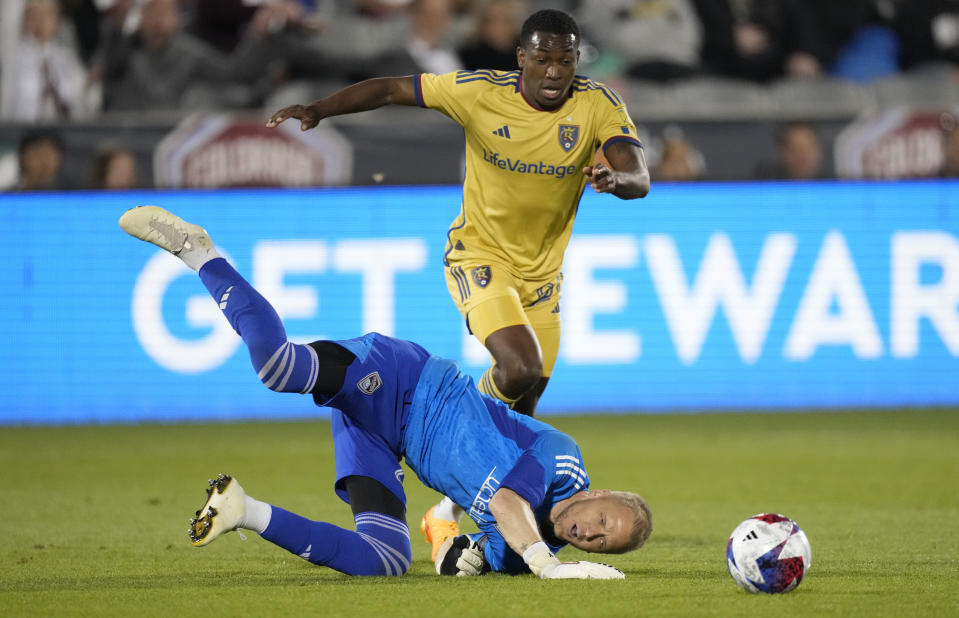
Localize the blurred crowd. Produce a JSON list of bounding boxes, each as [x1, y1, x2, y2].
[[1, 0, 958, 189]]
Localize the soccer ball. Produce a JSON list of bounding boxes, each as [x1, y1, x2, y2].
[[726, 513, 811, 594]]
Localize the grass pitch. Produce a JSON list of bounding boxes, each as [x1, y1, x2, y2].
[[1, 409, 957, 617]]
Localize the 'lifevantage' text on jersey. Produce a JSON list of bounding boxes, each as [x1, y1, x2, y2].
[[482, 149, 578, 179]]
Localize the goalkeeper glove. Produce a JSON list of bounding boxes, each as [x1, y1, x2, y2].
[[523, 541, 625, 580], [437, 535, 489, 576]]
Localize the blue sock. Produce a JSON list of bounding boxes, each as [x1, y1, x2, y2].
[[198, 258, 318, 394], [261, 507, 411, 576]]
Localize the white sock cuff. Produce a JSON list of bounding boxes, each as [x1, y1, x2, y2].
[[241, 495, 272, 533], [433, 496, 464, 523], [181, 249, 221, 272]]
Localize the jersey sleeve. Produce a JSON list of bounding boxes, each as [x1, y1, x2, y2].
[[499, 430, 589, 511], [591, 83, 644, 153], [415, 71, 482, 127], [468, 429, 587, 574]]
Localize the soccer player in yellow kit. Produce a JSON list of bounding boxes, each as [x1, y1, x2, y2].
[[267, 8, 650, 562]]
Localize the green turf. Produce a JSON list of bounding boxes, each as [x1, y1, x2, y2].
[[2, 410, 957, 617]]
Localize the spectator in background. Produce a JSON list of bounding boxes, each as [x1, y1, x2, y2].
[[188, 0, 326, 55], [895, 0, 959, 71], [402, 0, 463, 75], [359, 0, 463, 76], [691, 0, 785, 82], [60, 0, 102, 65], [653, 127, 705, 181], [187, 0, 260, 53], [99, 0, 249, 111], [755, 121, 826, 181], [233, 0, 330, 85], [779, 0, 898, 81], [458, 0, 526, 71], [90, 145, 139, 189], [290, 1, 414, 81], [577, 0, 703, 82], [12, 131, 64, 191], [1, 0, 92, 122], [179, 0, 339, 95]]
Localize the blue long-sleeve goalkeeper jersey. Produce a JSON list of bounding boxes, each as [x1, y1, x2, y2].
[[323, 332, 590, 574], [402, 353, 591, 573]]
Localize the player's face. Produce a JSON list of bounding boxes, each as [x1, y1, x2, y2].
[[551, 491, 633, 553], [517, 32, 580, 111]]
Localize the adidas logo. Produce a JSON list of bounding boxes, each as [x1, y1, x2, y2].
[[492, 125, 511, 139], [219, 286, 234, 310]]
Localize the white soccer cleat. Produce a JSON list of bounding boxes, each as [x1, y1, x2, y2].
[[189, 474, 246, 547], [118, 205, 219, 271]]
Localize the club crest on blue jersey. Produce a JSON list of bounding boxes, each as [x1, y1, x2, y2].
[[472, 265, 492, 288], [558, 124, 580, 152], [357, 371, 382, 395]]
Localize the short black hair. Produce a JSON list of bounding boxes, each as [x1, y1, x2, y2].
[[520, 9, 580, 48], [18, 130, 63, 157]]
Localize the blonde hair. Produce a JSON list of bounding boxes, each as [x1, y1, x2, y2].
[[611, 491, 652, 553]]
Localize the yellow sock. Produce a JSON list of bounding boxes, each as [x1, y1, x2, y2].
[[478, 367, 518, 406]]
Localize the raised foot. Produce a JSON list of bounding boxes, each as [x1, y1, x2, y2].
[[188, 473, 246, 547]]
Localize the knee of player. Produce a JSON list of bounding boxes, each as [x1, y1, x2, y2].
[[254, 340, 313, 394], [359, 548, 411, 577], [352, 524, 412, 576], [499, 358, 542, 394], [257, 372, 285, 393]]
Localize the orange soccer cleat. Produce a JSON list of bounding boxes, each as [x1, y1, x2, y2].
[[419, 505, 460, 562]]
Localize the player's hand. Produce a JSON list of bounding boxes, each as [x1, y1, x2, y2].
[[539, 560, 625, 580], [266, 104, 321, 131], [436, 535, 489, 576], [583, 163, 617, 194]]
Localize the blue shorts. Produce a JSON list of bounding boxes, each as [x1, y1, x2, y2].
[[331, 409, 407, 506], [321, 333, 430, 508]]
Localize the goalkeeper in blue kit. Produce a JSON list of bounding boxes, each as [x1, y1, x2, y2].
[[119, 206, 652, 579]]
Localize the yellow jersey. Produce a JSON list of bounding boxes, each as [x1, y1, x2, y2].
[[415, 69, 642, 280]]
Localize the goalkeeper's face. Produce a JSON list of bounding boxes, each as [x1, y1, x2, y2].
[[550, 491, 633, 554]]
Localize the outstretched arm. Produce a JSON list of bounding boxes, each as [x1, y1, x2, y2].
[[488, 487, 625, 579], [583, 141, 651, 200], [266, 76, 420, 131], [488, 488, 546, 559]]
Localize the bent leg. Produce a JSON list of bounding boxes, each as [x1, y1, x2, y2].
[[257, 476, 411, 576], [198, 257, 318, 394], [481, 322, 543, 411], [511, 296, 562, 414], [466, 292, 543, 413], [445, 263, 542, 409], [261, 509, 411, 576]]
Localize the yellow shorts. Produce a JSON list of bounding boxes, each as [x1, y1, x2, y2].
[[445, 259, 563, 376]]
